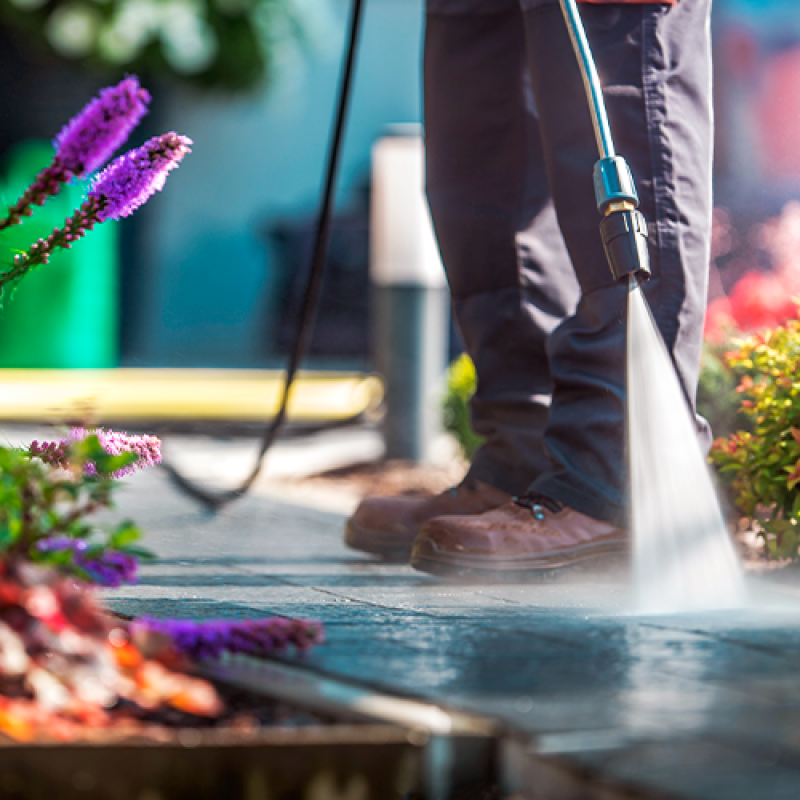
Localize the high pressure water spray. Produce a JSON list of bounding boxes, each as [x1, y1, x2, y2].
[[562, 0, 745, 609], [557, 0, 651, 287]]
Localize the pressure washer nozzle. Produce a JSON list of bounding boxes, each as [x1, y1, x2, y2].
[[592, 156, 650, 284], [600, 207, 651, 285]]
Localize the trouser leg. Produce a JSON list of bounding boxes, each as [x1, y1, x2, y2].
[[424, 2, 580, 496], [522, 0, 713, 524]]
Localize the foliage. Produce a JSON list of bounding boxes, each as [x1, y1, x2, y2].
[[710, 320, 800, 559], [0, 433, 152, 584], [697, 341, 751, 439], [0, 0, 330, 92], [442, 353, 483, 461]]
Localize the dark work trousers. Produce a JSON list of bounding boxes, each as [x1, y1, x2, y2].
[[424, 0, 713, 526]]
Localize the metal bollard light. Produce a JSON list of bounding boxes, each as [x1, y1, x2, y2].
[[370, 129, 449, 463]]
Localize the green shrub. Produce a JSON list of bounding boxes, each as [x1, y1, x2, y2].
[[697, 341, 750, 438], [442, 354, 483, 461], [710, 319, 800, 558]]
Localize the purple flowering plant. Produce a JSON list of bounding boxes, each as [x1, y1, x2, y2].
[[0, 430, 159, 587], [131, 617, 326, 661], [0, 76, 191, 298], [0, 79, 327, 665], [0, 77, 184, 587], [0, 77, 150, 233]]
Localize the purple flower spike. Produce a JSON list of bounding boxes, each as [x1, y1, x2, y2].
[[35, 537, 136, 587], [1, 133, 190, 292], [90, 132, 192, 222], [0, 77, 150, 232], [36, 535, 89, 554], [130, 617, 326, 661], [25, 427, 161, 479], [79, 550, 138, 588], [27, 439, 70, 469], [55, 76, 151, 178], [69, 427, 162, 478]]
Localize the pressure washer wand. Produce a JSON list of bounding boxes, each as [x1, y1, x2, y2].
[[557, 0, 651, 286]]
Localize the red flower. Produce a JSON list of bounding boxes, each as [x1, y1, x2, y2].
[[728, 271, 796, 332]]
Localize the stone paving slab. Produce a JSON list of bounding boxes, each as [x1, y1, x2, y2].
[[99, 461, 800, 799]]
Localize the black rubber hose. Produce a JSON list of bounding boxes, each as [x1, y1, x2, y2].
[[161, 0, 367, 510]]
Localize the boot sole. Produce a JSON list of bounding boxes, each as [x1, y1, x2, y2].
[[344, 520, 414, 563], [410, 536, 629, 582]]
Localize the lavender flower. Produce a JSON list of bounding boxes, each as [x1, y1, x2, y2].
[[55, 76, 151, 177], [0, 77, 150, 232], [72, 427, 163, 475], [131, 617, 325, 661], [89, 132, 192, 221], [35, 538, 138, 588], [26, 428, 161, 479], [0, 133, 191, 292], [78, 550, 138, 588], [28, 440, 70, 470], [36, 535, 89, 554], [69, 427, 162, 478]]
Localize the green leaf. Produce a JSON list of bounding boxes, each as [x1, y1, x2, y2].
[[110, 521, 141, 549]]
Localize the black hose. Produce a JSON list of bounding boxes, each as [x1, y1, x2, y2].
[[161, 0, 367, 510]]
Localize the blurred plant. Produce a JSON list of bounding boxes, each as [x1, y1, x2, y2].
[[0, 0, 333, 92], [697, 341, 751, 439], [699, 203, 800, 438], [710, 320, 800, 559], [442, 353, 483, 461], [1, 430, 156, 586], [131, 615, 324, 661], [0, 561, 224, 742]]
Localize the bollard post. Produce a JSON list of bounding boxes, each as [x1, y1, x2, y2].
[[370, 128, 449, 463]]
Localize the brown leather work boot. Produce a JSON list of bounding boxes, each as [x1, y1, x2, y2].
[[344, 479, 512, 562], [411, 495, 627, 580]]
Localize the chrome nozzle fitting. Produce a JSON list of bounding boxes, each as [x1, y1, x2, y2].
[[593, 156, 651, 285], [593, 156, 639, 214]]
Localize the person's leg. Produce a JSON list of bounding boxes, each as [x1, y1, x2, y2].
[[412, 0, 713, 576], [424, 0, 579, 495], [523, 0, 713, 525], [345, 0, 579, 561]]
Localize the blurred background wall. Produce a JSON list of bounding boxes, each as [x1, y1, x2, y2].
[[0, 0, 424, 369], [2, 0, 800, 369]]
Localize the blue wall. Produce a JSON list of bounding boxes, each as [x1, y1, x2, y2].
[[125, 0, 424, 367]]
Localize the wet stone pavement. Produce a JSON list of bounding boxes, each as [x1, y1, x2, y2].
[[102, 464, 800, 800]]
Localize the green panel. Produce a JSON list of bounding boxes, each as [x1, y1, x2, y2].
[[0, 141, 118, 368]]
